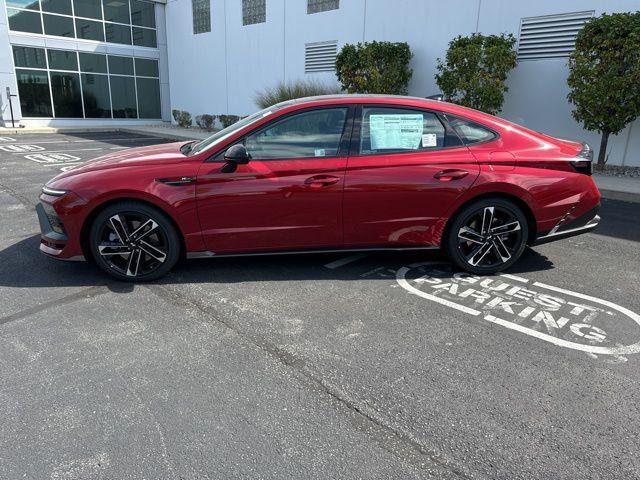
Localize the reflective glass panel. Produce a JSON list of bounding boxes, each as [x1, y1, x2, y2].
[[134, 58, 158, 77], [7, 9, 43, 34], [131, 0, 155, 27], [110, 76, 137, 118], [108, 55, 134, 75], [43, 13, 74, 37], [75, 18, 104, 41], [132, 26, 156, 47], [48, 49, 78, 70], [79, 52, 108, 73], [105, 22, 132, 44], [136, 77, 160, 118], [50, 71, 83, 117], [16, 69, 53, 117], [13, 46, 47, 69], [82, 73, 111, 117], [73, 0, 102, 19]]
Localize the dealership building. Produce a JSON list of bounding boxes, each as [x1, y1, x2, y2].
[[0, 0, 638, 165]]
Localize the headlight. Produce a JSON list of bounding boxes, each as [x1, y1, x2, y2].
[[42, 185, 68, 196]]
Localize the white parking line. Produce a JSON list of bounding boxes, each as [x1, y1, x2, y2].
[[11, 147, 105, 154], [500, 273, 529, 283], [0, 137, 164, 145], [324, 254, 368, 269]]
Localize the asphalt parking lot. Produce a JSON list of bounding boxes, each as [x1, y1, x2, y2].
[[1, 131, 639, 479]]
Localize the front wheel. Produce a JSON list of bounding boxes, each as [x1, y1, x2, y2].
[[89, 201, 181, 281], [445, 198, 528, 275]]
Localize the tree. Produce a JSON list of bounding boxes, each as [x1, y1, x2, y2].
[[568, 12, 640, 166], [335, 41, 413, 95], [435, 34, 517, 115]]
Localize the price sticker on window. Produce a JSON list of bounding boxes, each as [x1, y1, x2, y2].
[[422, 133, 437, 147]]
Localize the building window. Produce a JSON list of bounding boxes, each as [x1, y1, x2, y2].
[[7, 0, 158, 48], [242, 0, 265, 25], [12, 45, 161, 119], [517, 11, 594, 60], [307, 0, 338, 14], [192, 0, 211, 34]]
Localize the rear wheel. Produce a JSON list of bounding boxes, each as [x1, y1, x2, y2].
[[445, 198, 528, 274], [89, 201, 180, 281]]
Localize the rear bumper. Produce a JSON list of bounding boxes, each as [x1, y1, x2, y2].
[[533, 205, 600, 245]]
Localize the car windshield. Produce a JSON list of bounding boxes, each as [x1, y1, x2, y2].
[[188, 106, 282, 155]]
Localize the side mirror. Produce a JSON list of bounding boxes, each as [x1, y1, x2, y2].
[[224, 144, 251, 165]]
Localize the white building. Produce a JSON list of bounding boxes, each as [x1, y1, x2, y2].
[[1, 0, 638, 165]]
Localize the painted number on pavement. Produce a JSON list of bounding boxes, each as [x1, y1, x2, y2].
[[25, 153, 81, 163], [0, 144, 45, 152], [396, 262, 640, 356]]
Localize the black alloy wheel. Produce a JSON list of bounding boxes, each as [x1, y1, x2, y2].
[[446, 198, 528, 274], [89, 201, 180, 281]]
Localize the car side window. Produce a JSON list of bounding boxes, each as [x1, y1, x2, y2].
[[359, 107, 449, 155], [245, 107, 348, 160], [446, 115, 497, 145]]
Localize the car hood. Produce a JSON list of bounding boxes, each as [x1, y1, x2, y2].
[[51, 141, 190, 181]]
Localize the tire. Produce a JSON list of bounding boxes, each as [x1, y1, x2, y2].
[[445, 197, 528, 275], [88, 201, 181, 281]]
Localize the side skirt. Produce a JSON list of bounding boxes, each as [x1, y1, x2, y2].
[[186, 245, 439, 260]]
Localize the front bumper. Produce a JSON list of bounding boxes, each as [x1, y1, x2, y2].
[[37, 195, 86, 261], [533, 205, 600, 245]]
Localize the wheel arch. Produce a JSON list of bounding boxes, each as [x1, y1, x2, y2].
[[441, 191, 537, 247], [79, 195, 187, 262]]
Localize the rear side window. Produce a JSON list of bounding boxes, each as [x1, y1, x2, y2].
[[245, 107, 348, 160], [359, 107, 461, 155], [446, 115, 497, 145]]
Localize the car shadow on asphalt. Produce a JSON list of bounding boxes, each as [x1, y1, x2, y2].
[[0, 234, 555, 289]]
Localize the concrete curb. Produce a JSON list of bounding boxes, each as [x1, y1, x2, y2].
[[599, 189, 640, 204]]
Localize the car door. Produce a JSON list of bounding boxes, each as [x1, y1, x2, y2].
[[343, 105, 480, 247], [196, 105, 353, 254]]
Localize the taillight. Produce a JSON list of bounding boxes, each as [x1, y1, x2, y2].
[[571, 143, 593, 175]]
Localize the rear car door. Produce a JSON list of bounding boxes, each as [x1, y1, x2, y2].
[[343, 105, 480, 247], [196, 106, 353, 253]]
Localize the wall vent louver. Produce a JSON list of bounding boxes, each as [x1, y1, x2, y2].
[[305, 41, 338, 73], [517, 11, 594, 60]]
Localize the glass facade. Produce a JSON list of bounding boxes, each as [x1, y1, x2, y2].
[[7, 0, 157, 48], [13, 46, 161, 119]]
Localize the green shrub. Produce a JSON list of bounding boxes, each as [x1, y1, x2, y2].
[[195, 114, 216, 130], [335, 41, 413, 94], [568, 12, 640, 165], [435, 34, 517, 115], [171, 109, 192, 128], [218, 115, 241, 128], [254, 79, 341, 109]]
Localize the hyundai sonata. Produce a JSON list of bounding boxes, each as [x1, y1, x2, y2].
[[38, 95, 600, 281]]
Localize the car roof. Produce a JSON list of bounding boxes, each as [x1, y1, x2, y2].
[[274, 94, 505, 129]]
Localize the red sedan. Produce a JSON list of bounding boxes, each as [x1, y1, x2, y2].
[[38, 95, 600, 281]]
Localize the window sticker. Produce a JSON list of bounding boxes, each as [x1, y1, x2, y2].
[[422, 133, 437, 147], [369, 114, 423, 150], [314, 148, 326, 157]]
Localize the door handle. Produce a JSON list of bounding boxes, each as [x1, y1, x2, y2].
[[304, 175, 341, 187], [434, 169, 469, 182]]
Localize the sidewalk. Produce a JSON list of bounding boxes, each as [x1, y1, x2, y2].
[[592, 174, 640, 203]]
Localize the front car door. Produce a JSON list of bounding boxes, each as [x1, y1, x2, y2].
[[196, 105, 353, 254], [343, 105, 480, 247]]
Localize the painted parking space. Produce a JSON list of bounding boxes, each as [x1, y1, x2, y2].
[[0, 131, 179, 172]]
